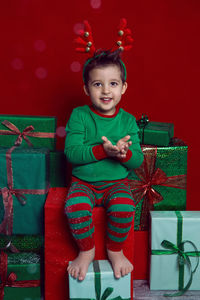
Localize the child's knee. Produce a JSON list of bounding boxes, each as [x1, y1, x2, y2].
[[64, 201, 92, 218], [107, 197, 135, 215]]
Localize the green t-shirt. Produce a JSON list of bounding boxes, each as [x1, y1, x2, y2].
[[65, 105, 143, 182]]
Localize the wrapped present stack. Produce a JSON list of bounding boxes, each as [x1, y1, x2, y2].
[[0, 114, 63, 299], [129, 115, 187, 233], [128, 115, 200, 296]]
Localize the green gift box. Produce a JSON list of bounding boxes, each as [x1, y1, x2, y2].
[[150, 211, 200, 296], [128, 140, 187, 230], [0, 147, 49, 235], [69, 260, 131, 300], [0, 251, 41, 300], [0, 115, 56, 150], [49, 151, 67, 187], [137, 115, 174, 146], [0, 235, 44, 253]]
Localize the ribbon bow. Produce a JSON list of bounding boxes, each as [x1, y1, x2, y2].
[[137, 114, 149, 128], [95, 287, 122, 300], [93, 261, 123, 300], [0, 120, 55, 147], [0, 251, 40, 300], [1, 121, 35, 147], [129, 147, 187, 230], [152, 239, 200, 297]]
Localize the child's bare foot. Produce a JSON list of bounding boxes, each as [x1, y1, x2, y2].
[[107, 249, 133, 279], [67, 247, 95, 281]]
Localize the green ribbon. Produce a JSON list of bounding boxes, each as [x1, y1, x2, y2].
[[71, 261, 129, 300], [151, 211, 200, 297]]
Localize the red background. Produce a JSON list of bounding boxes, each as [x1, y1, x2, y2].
[[0, 0, 200, 212]]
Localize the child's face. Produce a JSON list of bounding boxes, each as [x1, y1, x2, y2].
[[84, 65, 127, 115]]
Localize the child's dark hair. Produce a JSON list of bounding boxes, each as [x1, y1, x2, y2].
[[83, 49, 126, 86]]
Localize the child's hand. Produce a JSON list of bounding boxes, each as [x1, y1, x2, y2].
[[101, 135, 132, 159], [101, 136, 120, 157], [116, 135, 132, 159]]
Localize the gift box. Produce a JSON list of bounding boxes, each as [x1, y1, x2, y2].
[[49, 151, 67, 187], [45, 188, 134, 300], [0, 251, 41, 300], [150, 211, 200, 296], [134, 231, 149, 280], [137, 115, 174, 146], [69, 260, 131, 300], [0, 235, 44, 253], [128, 140, 187, 230], [0, 115, 56, 150], [0, 147, 49, 235]]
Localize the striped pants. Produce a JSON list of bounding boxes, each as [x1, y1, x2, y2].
[[64, 177, 135, 252]]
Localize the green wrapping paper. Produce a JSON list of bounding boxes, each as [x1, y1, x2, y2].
[[0, 147, 49, 235], [0, 251, 41, 300], [0, 235, 43, 253], [0, 115, 56, 150], [150, 211, 200, 294], [137, 116, 174, 146], [69, 260, 131, 300], [49, 151, 67, 187], [128, 141, 187, 230]]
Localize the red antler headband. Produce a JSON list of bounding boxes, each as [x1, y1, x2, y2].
[[74, 20, 96, 56], [112, 18, 134, 52], [74, 18, 134, 81]]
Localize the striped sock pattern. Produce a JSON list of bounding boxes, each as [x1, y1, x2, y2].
[[104, 182, 135, 251], [65, 181, 95, 251], [65, 178, 135, 251]]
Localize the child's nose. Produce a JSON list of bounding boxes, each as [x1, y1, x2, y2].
[[102, 85, 110, 94]]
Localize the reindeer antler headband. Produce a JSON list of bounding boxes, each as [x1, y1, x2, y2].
[[74, 18, 134, 82]]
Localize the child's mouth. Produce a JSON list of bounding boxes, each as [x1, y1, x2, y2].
[[100, 97, 112, 103]]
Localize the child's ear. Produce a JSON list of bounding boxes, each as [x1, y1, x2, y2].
[[83, 85, 89, 96], [122, 82, 128, 95]]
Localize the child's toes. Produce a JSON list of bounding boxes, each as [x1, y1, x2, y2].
[[78, 269, 86, 281], [74, 268, 80, 279], [70, 268, 75, 278], [114, 268, 121, 279], [121, 267, 127, 277], [72, 267, 79, 278], [67, 264, 72, 272], [125, 267, 130, 275]]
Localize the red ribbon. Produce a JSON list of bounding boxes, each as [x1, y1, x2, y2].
[[0, 146, 49, 235], [0, 251, 40, 300], [0, 120, 55, 147], [129, 146, 187, 230]]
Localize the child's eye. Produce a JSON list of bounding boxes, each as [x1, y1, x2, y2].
[[110, 82, 118, 86], [93, 82, 102, 87]]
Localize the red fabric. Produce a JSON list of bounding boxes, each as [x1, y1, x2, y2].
[[118, 149, 132, 163], [134, 231, 149, 280], [45, 187, 134, 300], [92, 144, 108, 160], [89, 105, 120, 118]]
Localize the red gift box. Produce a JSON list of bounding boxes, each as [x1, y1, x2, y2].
[[45, 187, 135, 300], [134, 231, 149, 280]]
